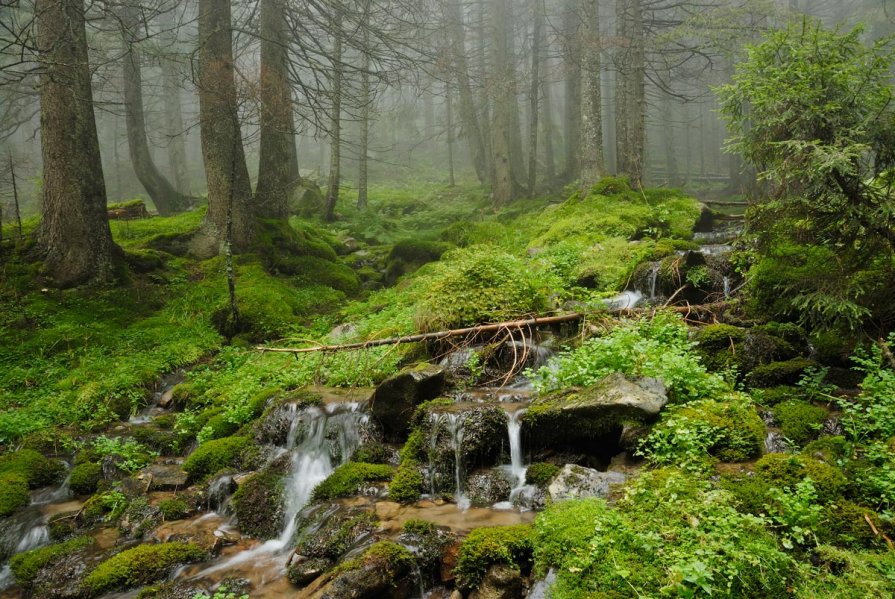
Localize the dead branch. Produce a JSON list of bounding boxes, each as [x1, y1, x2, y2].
[[256, 302, 734, 355]]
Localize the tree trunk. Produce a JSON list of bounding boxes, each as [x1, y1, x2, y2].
[[256, 0, 295, 219], [579, 0, 605, 189], [120, 5, 190, 216], [446, 81, 456, 186], [445, 0, 488, 184], [159, 8, 191, 196], [476, 0, 493, 179], [527, 0, 543, 197], [540, 37, 556, 185], [627, 0, 646, 186], [324, 10, 343, 222], [503, 1, 525, 185], [614, 0, 629, 176], [561, 0, 582, 182], [357, 24, 371, 209], [197, 0, 254, 248], [490, 0, 515, 207], [36, 0, 117, 287]]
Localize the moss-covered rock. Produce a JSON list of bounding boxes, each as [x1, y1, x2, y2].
[[454, 525, 533, 591], [158, 497, 192, 521], [289, 505, 378, 583], [819, 500, 891, 549], [525, 463, 561, 488], [69, 462, 103, 496], [0, 472, 30, 517], [10, 535, 93, 587], [0, 449, 65, 489], [182, 436, 251, 482], [231, 455, 292, 539], [668, 398, 767, 462], [746, 358, 818, 389], [82, 542, 207, 595], [755, 453, 847, 503], [311, 462, 394, 501], [318, 541, 415, 599], [385, 239, 452, 284], [389, 460, 424, 504], [398, 519, 455, 577], [370, 364, 445, 442], [772, 400, 828, 446]]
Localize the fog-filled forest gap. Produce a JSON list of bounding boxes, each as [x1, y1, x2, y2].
[[2, 1, 895, 598]]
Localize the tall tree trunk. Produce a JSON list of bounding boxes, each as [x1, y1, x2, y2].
[[446, 81, 456, 186], [36, 0, 117, 287], [490, 0, 515, 207], [579, 0, 605, 189], [527, 0, 543, 197], [445, 0, 488, 184], [614, 0, 629, 176], [476, 0, 493, 179], [159, 9, 191, 197], [256, 0, 295, 219], [503, 1, 525, 184], [197, 0, 254, 248], [561, 0, 582, 182], [627, 0, 645, 185], [662, 77, 679, 185], [324, 10, 343, 222], [357, 25, 371, 209], [120, 5, 190, 216], [540, 36, 557, 185]]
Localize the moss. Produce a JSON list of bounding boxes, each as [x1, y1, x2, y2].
[[311, 462, 394, 501], [753, 385, 803, 407], [675, 399, 766, 462], [293, 508, 378, 562], [182, 436, 250, 482], [746, 358, 818, 388], [399, 428, 426, 462], [803, 436, 852, 462], [720, 471, 774, 515], [169, 383, 198, 410], [10, 536, 93, 586], [351, 441, 390, 464], [772, 400, 827, 446], [231, 469, 285, 539], [819, 501, 890, 549], [69, 462, 102, 496], [795, 544, 895, 598], [694, 324, 747, 350], [525, 462, 560, 488], [201, 413, 240, 441], [454, 524, 533, 591], [402, 518, 439, 536], [335, 540, 415, 577], [389, 460, 424, 503], [158, 498, 191, 521], [385, 239, 452, 283], [0, 448, 65, 488], [590, 176, 632, 196], [755, 453, 847, 503], [83, 542, 207, 595], [0, 472, 29, 517]]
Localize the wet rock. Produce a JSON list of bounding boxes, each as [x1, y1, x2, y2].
[[158, 387, 176, 409], [371, 364, 446, 441], [119, 498, 162, 539], [822, 416, 844, 437], [398, 521, 456, 579], [101, 454, 130, 481], [764, 432, 791, 454], [231, 453, 292, 539], [287, 556, 333, 586], [206, 474, 237, 511], [31, 548, 99, 599], [138, 462, 188, 492], [547, 464, 627, 502], [317, 541, 414, 599], [441, 542, 461, 583], [469, 564, 526, 599], [527, 568, 557, 599], [293, 503, 378, 562], [467, 470, 512, 507]]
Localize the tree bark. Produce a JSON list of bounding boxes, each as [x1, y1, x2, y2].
[[357, 24, 371, 209], [197, 0, 254, 248], [614, 0, 629, 176], [527, 0, 543, 196], [323, 8, 343, 222], [445, 0, 488, 184], [446, 81, 456, 186], [120, 4, 190, 216], [36, 0, 117, 287], [579, 0, 605, 189], [489, 0, 515, 207], [256, 0, 295, 219], [540, 34, 557, 185], [561, 0, 582, 182], [159, 8, 191, 197]]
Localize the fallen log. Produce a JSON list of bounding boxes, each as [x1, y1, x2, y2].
[[256, 301, 734, 355]]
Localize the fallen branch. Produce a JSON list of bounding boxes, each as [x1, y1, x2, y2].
[[256, 302, 734, 355]]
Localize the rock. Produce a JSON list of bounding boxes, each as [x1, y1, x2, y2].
[[764, 431, 791, 454], [370, 364, 445, 441], [317, 542, 414, 599], [525, 373, 667, 452], [101, 454, 130, 481], [547, 464, 627, 502], [425, 406, 508, 494], [469, 564, 526, 599], [107, 200, 149, 220], [287, 556, 333, 586], [467, 470, 512, 507], [32, 550, 96, 599], [206, 474, 237, 511], [138, 462, 188, 491], [441, 542, 461, 583], [158, 387, 176, 409], [291, 180, 325, 218], [527, 569, 557, 599], [822, 416, 844, 437]]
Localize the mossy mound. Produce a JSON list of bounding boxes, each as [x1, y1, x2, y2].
[[746, 358, 818, 388], [158, 498, 192, 521], [755, 453, 847, 503], [385, 239, 452, 284], [694, 324, 802, 378], [0, 472, 30, 517], [818, 500, 891, 549], [389, 460, 424, 504], [454, 524, 533, 591], [0, 449, 65, 489], [231, 455, 291, 539], [772, 400, 828, 446], [310, 462, 394, 501], [82, 542, 206, 595], [182, 436, 251, 482], [525, 463, 561, 488], [319, 541, 416, 597], [69, 462, 103, 496], [10, 536, 93, 587]]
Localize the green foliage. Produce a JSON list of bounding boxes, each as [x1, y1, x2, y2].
[[454, 524, 533, 591], [69, 462, 102, 496], [389, 460, 424, 504], [10, 536, 93, 586], [755, 453, 847, 504], [525, 463, 560, 488], [92, 436, 157, 473], [772, 400, 827, 446], [158, 498, 191, 521], [82, 490, 129, 523], [191, 586, 249, 599], [83, 542, 206, 595], [182, 436, 250, 482], [767, 478, 824, 549], [532, 312, 729, 403], [0, 449, 64, 488], [311, 462, 394, 500], [640, 397, 766, 469], [795, 545, 895, 598], [534, 469, 793, 598], [401, 519, 438, 536]]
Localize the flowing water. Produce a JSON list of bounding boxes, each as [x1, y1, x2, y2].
[[429, 412, 469, 510]]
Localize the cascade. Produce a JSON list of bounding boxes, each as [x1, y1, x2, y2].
[[723, 276, 731, 298], [429, 412, 468, 509], [648, 262, 661, 300]]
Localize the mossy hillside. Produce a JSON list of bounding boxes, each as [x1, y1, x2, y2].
[[82, 542, 207, 595], [310, 462, 394, 501], [10, 535, 94, 587]]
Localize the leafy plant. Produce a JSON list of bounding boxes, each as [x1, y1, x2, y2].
[[92, 436, 157, 473]]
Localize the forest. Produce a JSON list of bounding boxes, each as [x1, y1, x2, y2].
[[1, 0, 895, 597]]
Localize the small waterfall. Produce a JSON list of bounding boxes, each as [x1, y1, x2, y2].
[[723, 276, 731, 298], [507, 409, 526, 491], [429, 412, 468, 509], [648, 262, 661, 300], [602, 290, 643, 311]]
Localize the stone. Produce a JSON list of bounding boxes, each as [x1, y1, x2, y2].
[[547, 464, 627, 502], [469, 564, 525, 599], [158, 387, 176, 409], [370, 364, 445, 441], [138, 462, 188, 492], [287, 556, 333, 586], [467, 469, 512, 507]]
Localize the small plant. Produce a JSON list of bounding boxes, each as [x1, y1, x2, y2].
[[766, 478, 823, 549], [191, 586, 248, 599], [92, 436, 157, 473]]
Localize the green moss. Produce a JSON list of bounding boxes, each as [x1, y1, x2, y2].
[[532, 499, 605, 575], [200, 413, 240, 442], [402, 519, 439, 536], [795, 545, 895, 598], [753, 385, 803, 407], [675, 399, 766, 462], [158, 498, 191, 521], [389, 460, 424, 504], [83, 542, 207, 595], [0, 449, 65, 488], [182, 436, 250, 482], [336, 540, 415, 576], [351, 442, 390, 464], [69, 462, 102, 496], [399, 428, 426, 462], [803, 436, 852, 462], [590, 176, 632, 196], [385, 239, 453, 283], [819, 500, 890, 549], [10, 536, 93, 586], [311, 462, 394, 501], [454, 524, 533, 591], [525, 463, 560, 488], [755, 453, 847, 503], [231, 469, 285, 539], [772, 400, 827, 446], [746, 358, 818, 388], [0, 472, 30, 517]]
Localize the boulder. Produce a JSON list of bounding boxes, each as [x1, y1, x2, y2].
[[469, 564, 526, 599], [525, 373, 667, 453], [547, 464, 627, 502], [138, 462, 188, 492], [467, 470, 512, 507], [287, 556, 333, 586], [371, 364, 445, 441]]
